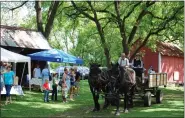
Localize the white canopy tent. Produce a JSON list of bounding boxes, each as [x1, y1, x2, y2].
[[1, 47, 31, 90]]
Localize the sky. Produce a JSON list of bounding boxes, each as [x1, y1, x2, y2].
[[1, 2, 75, 52]]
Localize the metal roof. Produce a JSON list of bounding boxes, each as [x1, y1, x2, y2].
[[0, 25, 51, 50], [131, 40, 184, 58], [157, 41, 184, 57]]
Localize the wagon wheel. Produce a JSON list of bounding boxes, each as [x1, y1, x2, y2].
[[144, 91, 152, 107], [156, 90, 163, 103]]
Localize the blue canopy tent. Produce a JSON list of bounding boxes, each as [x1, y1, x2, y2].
[[27, 49, 83, 64], [27, 49, 75, 63], [59, 50, 83, 64]]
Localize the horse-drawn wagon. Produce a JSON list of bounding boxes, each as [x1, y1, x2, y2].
[[88, 63, 168, 115], [133, 68, 167, 107]]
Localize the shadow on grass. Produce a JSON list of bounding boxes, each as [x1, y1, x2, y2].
[[1, 80, 184, 118], [56, 85, 184, 117]]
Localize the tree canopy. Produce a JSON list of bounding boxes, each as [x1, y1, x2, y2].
[[1, 1, 184, 67]]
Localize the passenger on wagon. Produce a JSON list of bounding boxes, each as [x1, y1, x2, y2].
[[118, 53, 136, 84], [132, 53, 143, 68]]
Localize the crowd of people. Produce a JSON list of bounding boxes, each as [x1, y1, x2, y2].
[[0, 61, 81, 105], [33, 64, 81, 103]]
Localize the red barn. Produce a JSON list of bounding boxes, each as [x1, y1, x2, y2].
[[131, 41, 184, 84]]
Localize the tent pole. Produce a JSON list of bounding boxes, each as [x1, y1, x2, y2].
[[29, 61, 31, 91], [13, 62, 16, 74], [20, 63, 26, 86]]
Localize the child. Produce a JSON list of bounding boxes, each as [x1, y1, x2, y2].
[[51, 73, 58, 101], [69, 68, 75, 101], [74, 67, 80, 96], [43, 79, 50, 102]]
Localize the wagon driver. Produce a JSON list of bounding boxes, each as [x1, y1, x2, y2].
[[118, 53, 136, 84]]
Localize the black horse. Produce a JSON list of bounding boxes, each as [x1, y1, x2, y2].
[[88, 63, 110, 111], [109, 63, 136, 115]]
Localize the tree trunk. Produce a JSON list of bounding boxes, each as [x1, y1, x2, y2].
[[44, 1, 60, 40], [122, 40, 130, 56], [35, 0, 44, 34], [64, 36, 69, 52], [94, 20, 111, 68]]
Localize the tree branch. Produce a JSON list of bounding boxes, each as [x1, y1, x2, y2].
[[127, 1, 156, 44], [130, 32, 151, 60], [87, 1, 98, 19], [123, 1, 142, 20], [56, 6, 71, 17], [114, 1, 126, 39], [151, 5, 183, 35], [44, 1, 60, 39], [96, 9, 117, 18], [35, 0, 44, 34], [71, 1, 95, 21], [10, 1, 28, 11], [130, 5, 183, 60], [146, 11, 166, 20], [47, 1, 54, 21], [102, 19, 112, 30]]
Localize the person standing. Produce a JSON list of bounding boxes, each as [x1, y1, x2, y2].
[[43, 79, 50, 102], [42, 65, 50, 86], [69, 68, 75, 101], [3, 64, 15, 105], [33, 64, 42, 79], [51, 73, 58, 101], [61, 68, 70, 103], [74, 67, 80, 96]]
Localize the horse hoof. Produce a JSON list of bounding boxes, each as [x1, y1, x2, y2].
[[124, 109, 129, 113], [115, 112, 120, 116]]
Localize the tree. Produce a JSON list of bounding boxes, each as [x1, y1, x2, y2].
[[2, 1, 183, 67], [69, 1, 111, 67], [94, 1, 184, 60], [2, 1, 61, 40], [64, 1, 184, 66], [35, 1, 61, 39]]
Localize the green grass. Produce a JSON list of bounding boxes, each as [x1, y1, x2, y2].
[[1, 80, 184, 118]]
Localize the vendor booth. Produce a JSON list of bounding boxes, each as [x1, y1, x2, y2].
[[27, 49, 83, 91], [1, 47, 31, 95]]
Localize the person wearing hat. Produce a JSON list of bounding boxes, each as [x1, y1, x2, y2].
[[132, 53, 143, 68], [3, 64, 15, 105]]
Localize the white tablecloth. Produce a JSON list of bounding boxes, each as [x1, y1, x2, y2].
[[29, 78, 60, 90], [1, 85, 24, 95]]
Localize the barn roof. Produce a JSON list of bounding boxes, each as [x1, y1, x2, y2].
[[0, 25, 51, 50], [157, 41, 184, 57]]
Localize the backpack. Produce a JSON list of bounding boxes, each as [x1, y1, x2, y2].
[[58, 80, 62, 87], [58, 73, 64, 87]]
